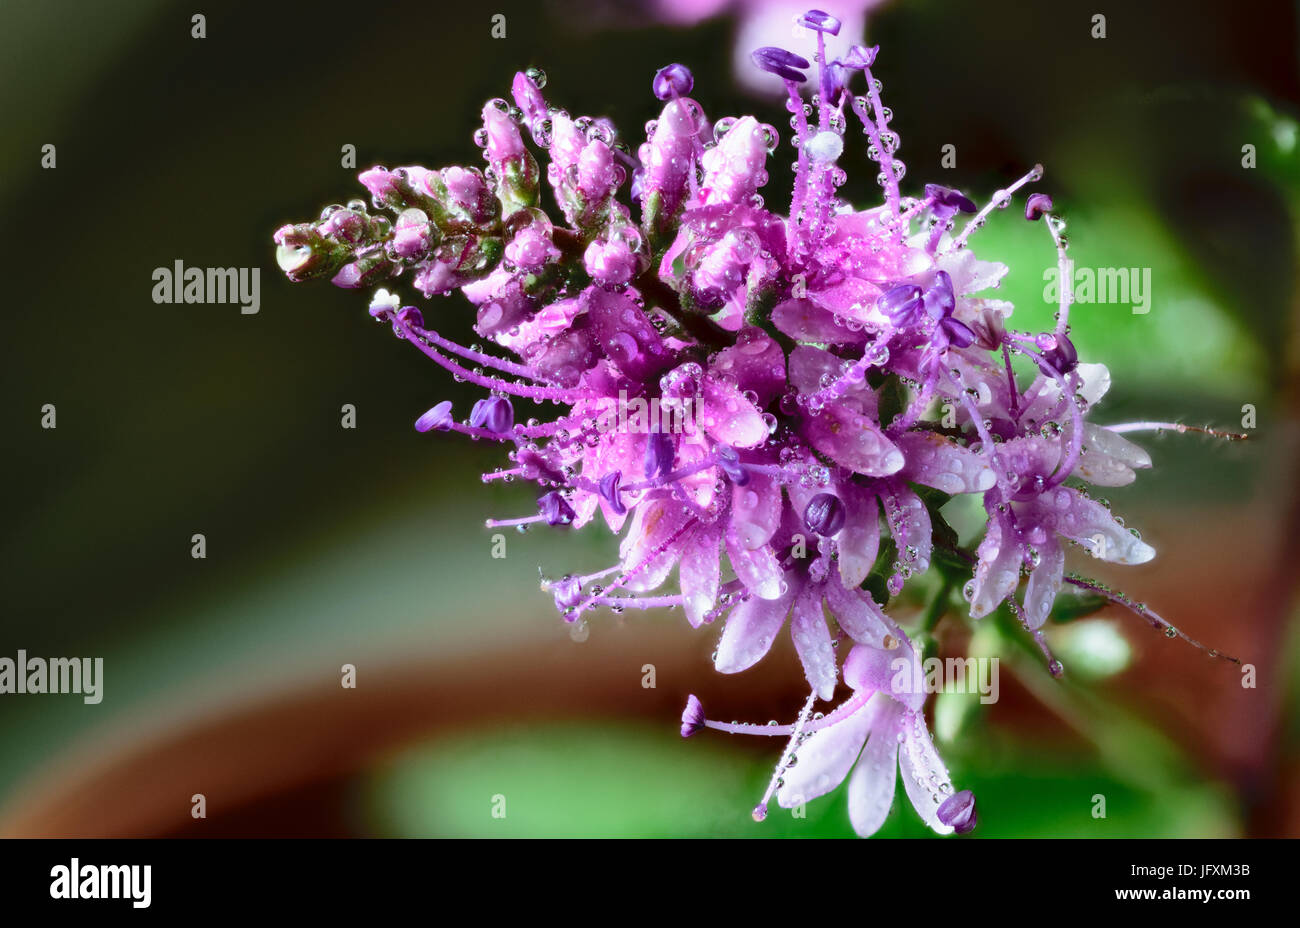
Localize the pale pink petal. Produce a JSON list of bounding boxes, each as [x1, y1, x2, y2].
[[1043, 487, 1156, 565], [730, 472, 782, 550], [618, 497, 691, 592], [1075, 423, 1151, 487], [714, 581, 796, 673], [1023, 535, 1064, 630], [837, 484, 880, 588], [699, 374, 769, 449], [898, 709, 956, 835], [846, 696, 903, 837], [806, 404, 904, 476], [776, 695, 879, 808], [883, 487, 932, 574], [898, 431, 996, 494], [679, 525, 722, 628], [790, 584, 837, 700], [843, 639, 925, 710], [725, 526, 784, 600], [824, 575, 889, 646], [969, 514, 1021, 619]]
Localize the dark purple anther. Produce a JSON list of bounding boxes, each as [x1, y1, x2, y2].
[[415, 400, 453, 433], [798, 9, 841, 34], [470, 396, 514, 434], [751, 47, 810, 83], [396, 305, 424, 329], [680, 694, 705, 738], [841, 44, 879, 69], [1042, 333, 1078, 374], [645, 431, 675, 480], [539, 490, 576, 526], [598, 471, 627, 515], [941, 316, 976, 349], [652, 63, 694, 101], [925, 184, 977, 216], [804, 492, 846, 536], [937, 789, 977, 835], [1025, 192, 1054, 221], [715, 445, 750, 486], [551, 575, 584, 612], [922, 270, 955, 321], [879, 284, 924, 326]]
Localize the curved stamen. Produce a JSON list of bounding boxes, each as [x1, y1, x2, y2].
[[948, 164, 1043, 252], [1064, 574, 1240, 664], [1102, 421, 1250, 441]]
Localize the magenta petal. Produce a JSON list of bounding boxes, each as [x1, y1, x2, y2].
[[708, 329, 787, 406], [714, 581, 796, 673], [700, 375, 769, 449], [771, 298, 863, 344], [791, 584, 838, 700], [805, 404, 904, 476]]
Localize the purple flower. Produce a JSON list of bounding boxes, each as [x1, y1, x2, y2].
[[274, 24, 1237, 839]]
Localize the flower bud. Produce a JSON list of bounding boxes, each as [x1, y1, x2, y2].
[[511, 70, 548, 138], [804, 492, 846, 536], [576, 139, 620, 201], [505, 224, 559, 272], [701, 116, 769, 207], [652, 63, 694, 100], [584, 237, 637, 287], [392, 209, 433, 260], [642, 97, 700, 237]]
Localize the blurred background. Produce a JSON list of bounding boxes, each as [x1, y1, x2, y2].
[[0, 0, 1296, 838]]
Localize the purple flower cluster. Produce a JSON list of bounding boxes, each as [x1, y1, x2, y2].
[[273, 12, 1238, 837]]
